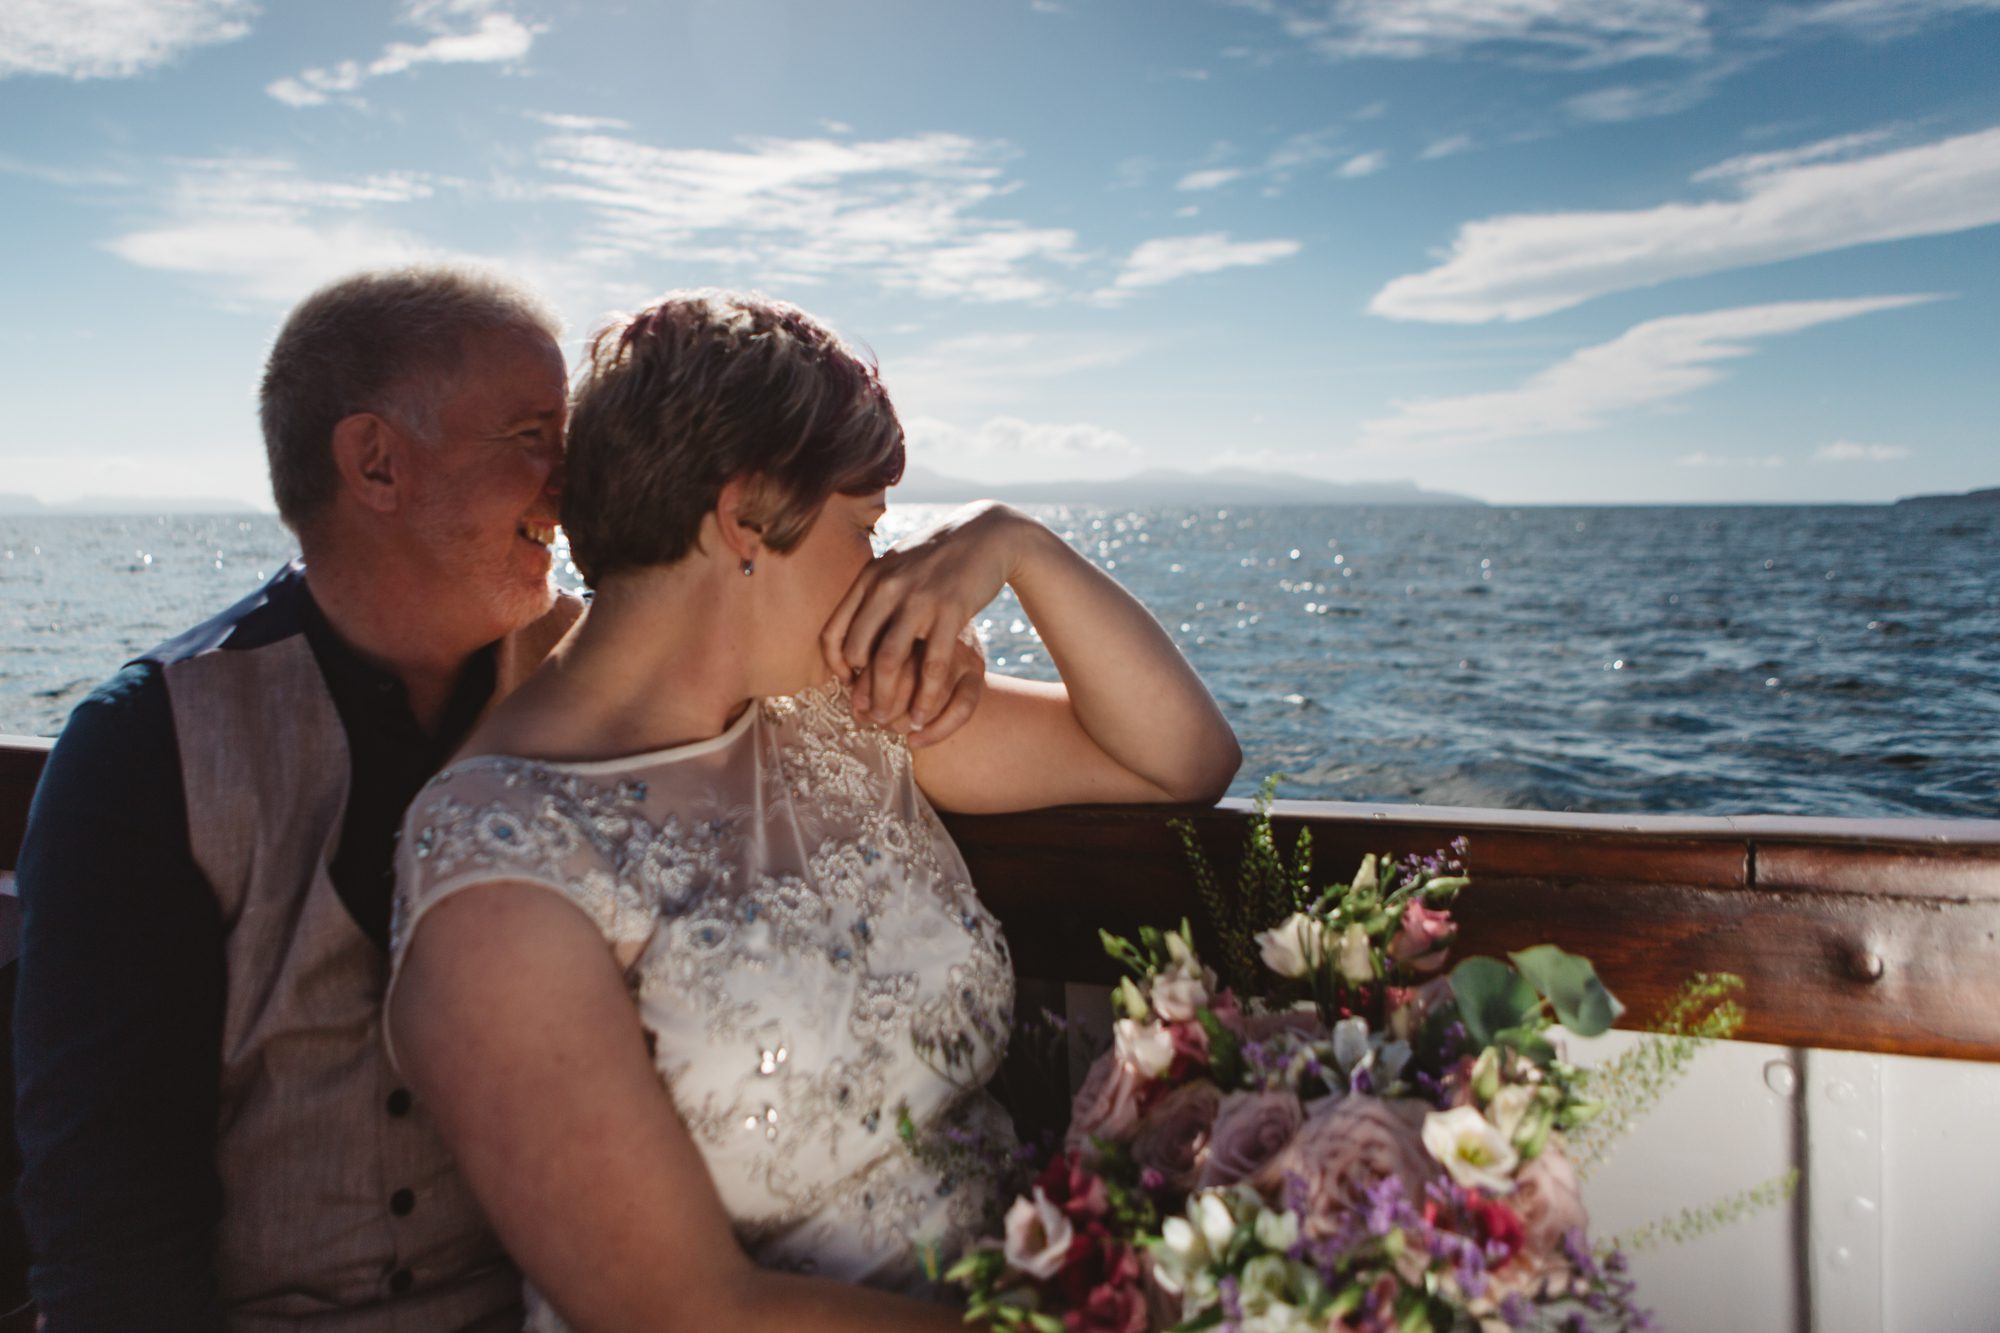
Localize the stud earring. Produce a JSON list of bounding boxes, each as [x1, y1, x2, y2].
[[741, 558, 755, 576]]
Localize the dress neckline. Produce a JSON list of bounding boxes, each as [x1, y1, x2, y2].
[[446, 697, 761, 780]]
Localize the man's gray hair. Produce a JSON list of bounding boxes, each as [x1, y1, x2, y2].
[[259, 264, 563, 527]]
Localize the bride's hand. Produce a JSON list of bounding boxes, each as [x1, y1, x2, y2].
[[821, 501, 1027, 744]]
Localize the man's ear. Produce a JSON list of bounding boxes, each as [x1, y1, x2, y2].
[[713, 476, 767, 566], [329, 413, 405, 515]]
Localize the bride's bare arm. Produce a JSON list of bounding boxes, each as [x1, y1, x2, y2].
[[390, 884, 970, 1333], [822, 502, 1240, 814]]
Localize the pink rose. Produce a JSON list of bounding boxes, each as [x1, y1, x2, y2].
[[1066, 1048, 1146, 1154], [1273, 1094, 1439, 1241], [1196, 1089, 1305, 1190], [1129, 1080, 1222, 1194], [1509, 1141, 1588, 1268], [1387, 899, 1455, 974], [1167, 1019, 1210, 1079]]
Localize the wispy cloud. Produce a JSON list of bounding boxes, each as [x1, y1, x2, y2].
[[1222, 0, 1712, 69], [1755, 0, 2000, 40], [1420, 134, 1474, 160], [532, 125, 1081, 303], [1676, 451, 1787, 467], [1, 0, 254, 80], [906, 415, 1139, 460], [1337, 150, 1386, 178], [1371, 125, 2000, 322], [1690, 129, 1898, 182], [885, 331, 1148, 414], [1563, 68, 1731, 123], [1814, 440, 1912, 461], [1358, 295, 1936, 453], [1099, 232, 1302, 297], [267, 0, 538, 108], [102, 157, 443, 304], [1177, 168, 1244, 191]]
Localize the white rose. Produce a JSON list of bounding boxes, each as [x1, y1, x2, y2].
[[1255, 913, 1323, 979], [1488, 1084, 1535, 1141], [1151, 966, 1210, 1023], [1253, 1207, 1300, 1252], [1115, 1017, 1176, 1079], [1423, 1105, 1520, 1193], [1335, 922, 1375, 985], [1002, 1187, 1073, 1279]]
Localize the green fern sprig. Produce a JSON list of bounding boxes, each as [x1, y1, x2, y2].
[[1170, 775, 1312, 994], [1605, 1169, 1799, 1255], [1569, 972, 1745, 1177]]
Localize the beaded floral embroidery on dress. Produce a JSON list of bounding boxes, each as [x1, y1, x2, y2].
[[391, 682, 1014, 1332]]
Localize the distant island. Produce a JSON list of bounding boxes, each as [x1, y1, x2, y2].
[[0, 492, 263, 516], [891, 464, 1482, 507], [1894, 485, 2000, 508]]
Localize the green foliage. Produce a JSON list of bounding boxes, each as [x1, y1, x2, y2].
[[1510, 944, 1626, 1037], [1569, 973, 1745, 1177], [1449, 956, 1541, 1048], [1606, 1169, 1799, 1255], [1170, 775, 1311, 994]]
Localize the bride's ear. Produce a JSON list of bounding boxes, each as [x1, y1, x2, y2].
[[713, 476, 767, 567]]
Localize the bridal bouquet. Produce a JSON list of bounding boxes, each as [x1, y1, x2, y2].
[[948, 834, 1662, 1333]]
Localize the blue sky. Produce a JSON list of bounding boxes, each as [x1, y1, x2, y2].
[[2, 0, 1996, 508]]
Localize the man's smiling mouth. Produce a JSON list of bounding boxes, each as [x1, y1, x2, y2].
[[518, 520, 558, 547]]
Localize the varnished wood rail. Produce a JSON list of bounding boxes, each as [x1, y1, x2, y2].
[[7, 734, 2000, 1061]]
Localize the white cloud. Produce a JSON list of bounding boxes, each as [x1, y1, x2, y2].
[[1757, 0, 2000, 39], [905, 415, 1139, 460], [885, 332, 1148, 414], [1371, 125, 2000, 322], [1421, 134, 1474, 160], [1, 0, 254, 79], [1338, 150, 1386, 178], [267, 0, 538, 108], [102, 157, 443, 304], [1690, 129, 1898, 182], [1223, 0, 1712, 68], [1563, 72, 1721, 123], [1102, 232, 1302, 295], [1675, 451, 1787, 467], [1358, 295, 1936, 453], [1177, 168, 1243, 191], [533, 126, 1081, 304], [1815, 440, 1912, 461]]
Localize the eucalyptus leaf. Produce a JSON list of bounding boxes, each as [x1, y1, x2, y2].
[[1449, 956, 1539, 1048], [1509, 944, 1625, 1036]]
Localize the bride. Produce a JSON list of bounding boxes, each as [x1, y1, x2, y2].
[[387, 291, 1240, 1331]]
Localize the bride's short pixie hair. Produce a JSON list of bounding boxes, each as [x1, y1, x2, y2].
[[562, 290, 904, 584]]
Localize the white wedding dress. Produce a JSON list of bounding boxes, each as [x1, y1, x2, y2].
[[388, 683, 1015, 1332]]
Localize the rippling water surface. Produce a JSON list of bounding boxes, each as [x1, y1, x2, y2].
[[4, 504, 1994, 817]]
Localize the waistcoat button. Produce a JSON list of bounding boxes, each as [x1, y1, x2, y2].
[[386, 1088, 413, 1117], [390, 1188, 416, 1216], [388, 1267, 414, 1295]]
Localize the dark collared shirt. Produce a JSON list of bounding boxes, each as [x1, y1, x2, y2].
[[12, 569, 499, 1331]]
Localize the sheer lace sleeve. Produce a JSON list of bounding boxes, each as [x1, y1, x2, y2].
[[386, 757, 657, 1070]]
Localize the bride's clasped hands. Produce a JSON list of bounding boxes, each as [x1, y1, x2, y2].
[[385, 291, 1238, 1333]]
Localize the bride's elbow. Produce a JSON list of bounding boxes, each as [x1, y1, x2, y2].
[[1163, 733, 1241, 805]]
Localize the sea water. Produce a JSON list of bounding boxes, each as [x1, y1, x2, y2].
[[2, 503, 1993, 818]]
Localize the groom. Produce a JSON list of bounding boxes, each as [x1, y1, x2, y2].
[[10, 265, 985, 1330]]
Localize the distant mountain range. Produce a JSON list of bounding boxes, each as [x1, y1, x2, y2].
[[1895, 485, 2000, 507], [0, 492, 263, 516], [891, 464, 1483, 507]]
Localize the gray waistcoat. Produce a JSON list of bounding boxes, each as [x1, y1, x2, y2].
[[155, 571, 580, 1331]]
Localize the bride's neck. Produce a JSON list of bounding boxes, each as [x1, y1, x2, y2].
[[480, 565, 754, 761]]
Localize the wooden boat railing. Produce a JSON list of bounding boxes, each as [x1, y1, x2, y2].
[[5, 732, 1999, 1060], [2, 730, 1999, 1327]]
